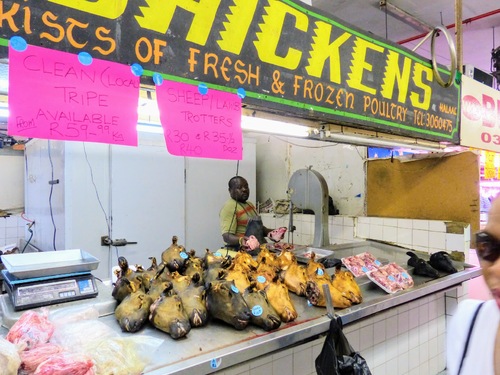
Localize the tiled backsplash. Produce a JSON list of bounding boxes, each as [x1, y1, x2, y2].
[[214, 293, 447, 375], [0, 214, 26, 249], [262, 213, 471, 260]]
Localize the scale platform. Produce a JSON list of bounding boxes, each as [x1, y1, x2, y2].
[[2, 269, 98, 311]]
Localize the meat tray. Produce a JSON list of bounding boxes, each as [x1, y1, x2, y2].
[[292, 246, 334, 263], [0, 249, 99, 279], [341, 252, 383, 277]]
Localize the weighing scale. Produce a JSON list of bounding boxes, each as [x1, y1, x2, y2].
[[0, 249, 100, 312], [2, 269, 98, 311]]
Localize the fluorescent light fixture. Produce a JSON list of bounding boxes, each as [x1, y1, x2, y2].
[[137, 122, 163, 134], [241, 116, 310, 137], [311, 131, 446, 151]]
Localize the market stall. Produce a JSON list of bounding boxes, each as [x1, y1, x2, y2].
[[0, 1, 477, 374], [0, 240, 481, 374]]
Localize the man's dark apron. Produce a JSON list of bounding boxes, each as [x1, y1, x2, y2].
[[245, 216, 267, 255]]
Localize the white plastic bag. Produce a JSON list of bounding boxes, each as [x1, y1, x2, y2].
[[0, 337, 21, 375], [49, 305, 100, 328], [89, 335, 164, 375], [50, 319, 118, 353]]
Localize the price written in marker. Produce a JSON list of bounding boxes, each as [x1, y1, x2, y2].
[[156, 80, 243, 160]]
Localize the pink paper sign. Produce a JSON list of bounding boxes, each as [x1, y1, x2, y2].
[[8, 44, 140, 146], [156, 80, 242, 160]]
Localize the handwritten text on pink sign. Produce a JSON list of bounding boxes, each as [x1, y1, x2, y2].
[[8, 44, 140, 146], [156, 80, 242, 160]]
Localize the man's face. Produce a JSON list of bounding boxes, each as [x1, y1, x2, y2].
[[230, 178, 249, 203]]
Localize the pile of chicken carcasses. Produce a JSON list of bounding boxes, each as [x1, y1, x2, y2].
[[111, 236, 363, 339]]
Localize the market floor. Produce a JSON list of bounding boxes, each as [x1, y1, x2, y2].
[[467, 249, 491, 301]]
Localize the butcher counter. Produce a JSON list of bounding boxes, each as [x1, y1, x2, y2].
[[0, 240, 482, 375]]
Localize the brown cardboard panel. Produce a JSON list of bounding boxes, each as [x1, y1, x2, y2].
[[367, 151, 479, 236]]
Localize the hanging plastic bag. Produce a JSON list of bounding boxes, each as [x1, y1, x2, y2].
[[315, 317, 372, 375]]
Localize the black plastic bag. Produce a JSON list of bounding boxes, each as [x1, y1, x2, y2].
[[315, 317, 372, 375]]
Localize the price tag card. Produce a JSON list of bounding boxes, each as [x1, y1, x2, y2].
[[8, 40, 140, 146], [156, 80, 243, 160]]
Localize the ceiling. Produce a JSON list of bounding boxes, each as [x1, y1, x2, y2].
[[310, 0, 500, 82]]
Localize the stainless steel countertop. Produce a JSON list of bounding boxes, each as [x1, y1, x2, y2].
[[0, 241, 482, 375]]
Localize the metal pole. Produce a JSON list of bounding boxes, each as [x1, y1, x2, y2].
[[455, 0, 463, 73]]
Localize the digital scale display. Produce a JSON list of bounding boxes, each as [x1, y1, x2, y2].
[[2, 271, 98, 311]]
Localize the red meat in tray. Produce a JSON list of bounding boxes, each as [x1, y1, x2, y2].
[[341, 252, 382, 277], [367, 262, 414, 294]]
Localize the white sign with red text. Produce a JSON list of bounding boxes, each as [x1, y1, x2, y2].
[[461, 75, 500, 152]]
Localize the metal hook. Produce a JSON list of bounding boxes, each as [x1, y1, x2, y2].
[[412, 26, 457, 88], [322, 283, 336, 320]]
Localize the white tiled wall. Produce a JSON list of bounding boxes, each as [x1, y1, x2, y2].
[[262, 213, 471, 258], [215, 293, 448, 375], [0, 214, 26, 248]]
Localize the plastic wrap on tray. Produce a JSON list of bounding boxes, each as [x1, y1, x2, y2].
[[341, 252, 382, 277], [366, 262, 414, 293]]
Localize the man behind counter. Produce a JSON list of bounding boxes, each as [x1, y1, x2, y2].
[[219, 176, 285, 253]]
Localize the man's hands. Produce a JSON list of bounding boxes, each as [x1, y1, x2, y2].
[[240, 235, 260, 251], [236, 226, 287, 252]]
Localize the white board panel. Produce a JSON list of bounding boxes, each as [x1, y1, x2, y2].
[[109, 132, 185, 272]]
